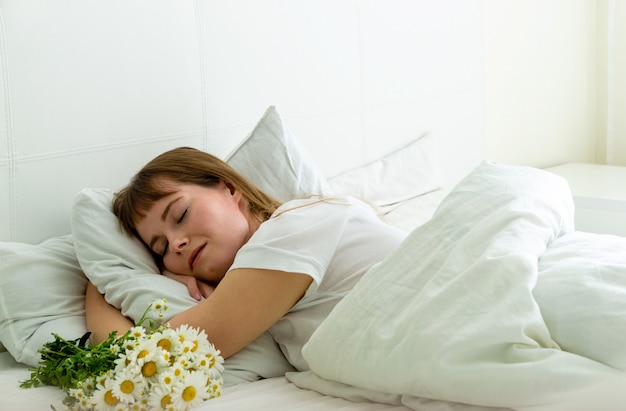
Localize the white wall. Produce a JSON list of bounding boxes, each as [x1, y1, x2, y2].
[[0, 0, 487, 243], [604, 0, 626, 165], [483, 0, 599, 168]]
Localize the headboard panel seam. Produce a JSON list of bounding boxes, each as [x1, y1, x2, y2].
[[9, 129, 206, 164], [193, 0, 209, 153], [0, 4, 16, 240]]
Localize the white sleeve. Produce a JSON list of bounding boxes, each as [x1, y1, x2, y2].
[[229, 199, 351, 287]]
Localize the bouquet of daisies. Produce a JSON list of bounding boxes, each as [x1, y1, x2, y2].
[[21, 299, 224, 411]]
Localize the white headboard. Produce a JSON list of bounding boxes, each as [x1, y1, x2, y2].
[[0, 1, 485, 244]]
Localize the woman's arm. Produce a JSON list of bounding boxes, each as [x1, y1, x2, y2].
[[167, 268, 312, 359], [85, 282, 133, 344]]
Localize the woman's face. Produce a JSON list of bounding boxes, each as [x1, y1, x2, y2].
[[135, 179, 259, 283]]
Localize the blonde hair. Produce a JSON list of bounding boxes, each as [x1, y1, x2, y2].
[[112, 147, 282, 237]]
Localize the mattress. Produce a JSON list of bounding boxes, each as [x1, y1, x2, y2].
[[0, 352, 411, 411]]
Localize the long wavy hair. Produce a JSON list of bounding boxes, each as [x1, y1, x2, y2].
[[112, 147, 282, 238]]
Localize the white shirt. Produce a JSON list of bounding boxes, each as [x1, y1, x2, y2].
[[230, 196, 407, 370]]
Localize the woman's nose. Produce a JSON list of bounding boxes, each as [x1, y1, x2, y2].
[[170, 236, 188, 253]]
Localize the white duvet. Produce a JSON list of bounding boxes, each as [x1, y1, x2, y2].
[[296, 161, 626, 411]]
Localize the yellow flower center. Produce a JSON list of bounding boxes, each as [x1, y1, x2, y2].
[[104, 390, 119, 405], [160, 394, 172, 408], [142, 361, 157, 377], [182, 386, 197, 402], [121, 380, 134, 394], [163, 375, 173, 385], [191, 340, 198, 352], [157, 339, 172, 351], [138, 349, 149, 359]]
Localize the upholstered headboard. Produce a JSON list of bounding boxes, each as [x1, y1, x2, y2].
[[0, 1, 485, 244]]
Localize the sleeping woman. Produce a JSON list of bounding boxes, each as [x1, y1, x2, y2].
[[87, 146, 626, 409], [85, 146, 407, 370]]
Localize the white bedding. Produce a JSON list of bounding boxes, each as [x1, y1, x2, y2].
[[298, 162, 626, 411], [5, 162, 626, 410]]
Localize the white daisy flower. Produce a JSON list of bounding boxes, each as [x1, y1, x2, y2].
[[208, 378, 223, 398], [191, 328, 213, 351], [109, 343, 121, 356], [157, 369, 177, 388], [127, 399, 148, 411], [129, 326, 147, 340], [81, 376, 96, 395], [179, 340, 196, 356], [157, 348, 172, 365], [91, 376, 121, 411], [68, 387, 85, 401], [95, 370, 114, 389], [110, 367, 145, 403], [153, 328, 180, 356], [150, 298, 169, 316], [202, 350, 225, 378], [77, 395, 92, 410], [169, 360, 186, 380], [147, 383, 174, 410], [113, 349, 136, 373], [175, 350, 197, 370], [171, 370, 210, 410], [174, 325, 200, 351], [138, 350, 169, 380]]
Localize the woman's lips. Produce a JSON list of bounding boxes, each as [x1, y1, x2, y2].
[[189, 244, 206, 270]]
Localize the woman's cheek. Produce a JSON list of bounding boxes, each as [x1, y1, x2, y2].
[[163, 256, 187, 276]]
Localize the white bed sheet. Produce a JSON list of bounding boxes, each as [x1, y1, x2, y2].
[[0, 352, 412, 411]]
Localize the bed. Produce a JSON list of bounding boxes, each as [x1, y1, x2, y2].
[[2, 2, 626, 411]]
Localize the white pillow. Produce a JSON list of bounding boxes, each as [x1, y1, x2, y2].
[[0, 235, 87, 367], [226, 105, 332, 201], [328, 133, 444, 231], [71, 188, 197, 319]]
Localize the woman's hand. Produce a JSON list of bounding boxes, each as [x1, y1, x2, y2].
[[162, 270, 216, 301]]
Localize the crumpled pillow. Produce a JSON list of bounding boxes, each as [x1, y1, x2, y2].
[[0, 235, 87, 367]]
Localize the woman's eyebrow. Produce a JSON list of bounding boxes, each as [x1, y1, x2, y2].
[[161, 196, 183, 221]]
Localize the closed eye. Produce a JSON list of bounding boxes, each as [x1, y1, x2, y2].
[[178, 209, 187, 224]]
